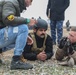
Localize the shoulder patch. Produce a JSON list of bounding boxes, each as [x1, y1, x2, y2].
[[7, 15, 14, 21]]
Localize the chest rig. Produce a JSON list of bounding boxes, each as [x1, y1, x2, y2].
[[30, 33, 47, 54]]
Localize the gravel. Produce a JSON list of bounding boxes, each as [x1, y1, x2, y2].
[[0, 28, 76, 75]]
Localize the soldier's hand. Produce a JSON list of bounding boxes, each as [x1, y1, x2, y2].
[[58, 37, 68, 49], [28, 19, 37, 26], [37, 52, 47, 61], [27, 36, 33, 45]]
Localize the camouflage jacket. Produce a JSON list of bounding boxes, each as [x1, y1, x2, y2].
[[55, 43, 76, 64]]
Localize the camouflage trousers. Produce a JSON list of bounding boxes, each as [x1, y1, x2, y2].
[[50, 20, 63, 44]]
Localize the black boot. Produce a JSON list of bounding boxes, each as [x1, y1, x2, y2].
[[10, 56, 33, 70], [0, 48, 2, 64]]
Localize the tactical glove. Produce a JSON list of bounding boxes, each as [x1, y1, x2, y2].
[[59, 37, 74, 55], [58, 37, 68, 49]]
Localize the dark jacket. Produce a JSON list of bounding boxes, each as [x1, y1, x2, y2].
[[23, 33, 53, 60], [46, 0, 70, 20], [0, 0, 27, 28]]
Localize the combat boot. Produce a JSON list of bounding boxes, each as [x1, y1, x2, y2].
[[10, 56, 33, 70]]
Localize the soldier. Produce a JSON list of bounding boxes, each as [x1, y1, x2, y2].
[[0, 0, 36, 70], [46, 0, 70, 45], [55, 27, 76, 67], [22, 19, 54, 61]]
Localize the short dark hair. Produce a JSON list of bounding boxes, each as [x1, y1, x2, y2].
[[71, 27, 76, 31]]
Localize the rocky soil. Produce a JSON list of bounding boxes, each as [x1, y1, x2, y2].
[[0, 28, 76, 75]]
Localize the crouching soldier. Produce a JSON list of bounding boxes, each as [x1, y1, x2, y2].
[[55, 27, 76, 67], [22, 19, 53, 61], [0, 0, 36, 70]]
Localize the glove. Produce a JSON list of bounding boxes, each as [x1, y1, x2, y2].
[[58, 37, 68, 49], [59, 37, 74, 55]]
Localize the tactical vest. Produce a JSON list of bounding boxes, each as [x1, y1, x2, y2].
[[30, 33, 47, 54]]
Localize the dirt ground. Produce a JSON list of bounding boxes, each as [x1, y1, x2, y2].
[[0, 27, 76, 75]]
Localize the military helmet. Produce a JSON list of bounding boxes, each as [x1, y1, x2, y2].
[[34, 18, 48, 30]]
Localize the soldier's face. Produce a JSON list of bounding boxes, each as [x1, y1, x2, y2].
[[68, 31, 76, 43], [25, 0, 32, 7], [34, 28, 46, 38]]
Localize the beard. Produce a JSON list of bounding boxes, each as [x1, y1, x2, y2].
[[40, 34, 45, 38]]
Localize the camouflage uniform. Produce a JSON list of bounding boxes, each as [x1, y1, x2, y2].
[[46, 0, 70, 44], [55, 43, 76, 64], [50, 20, 63, 44]]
